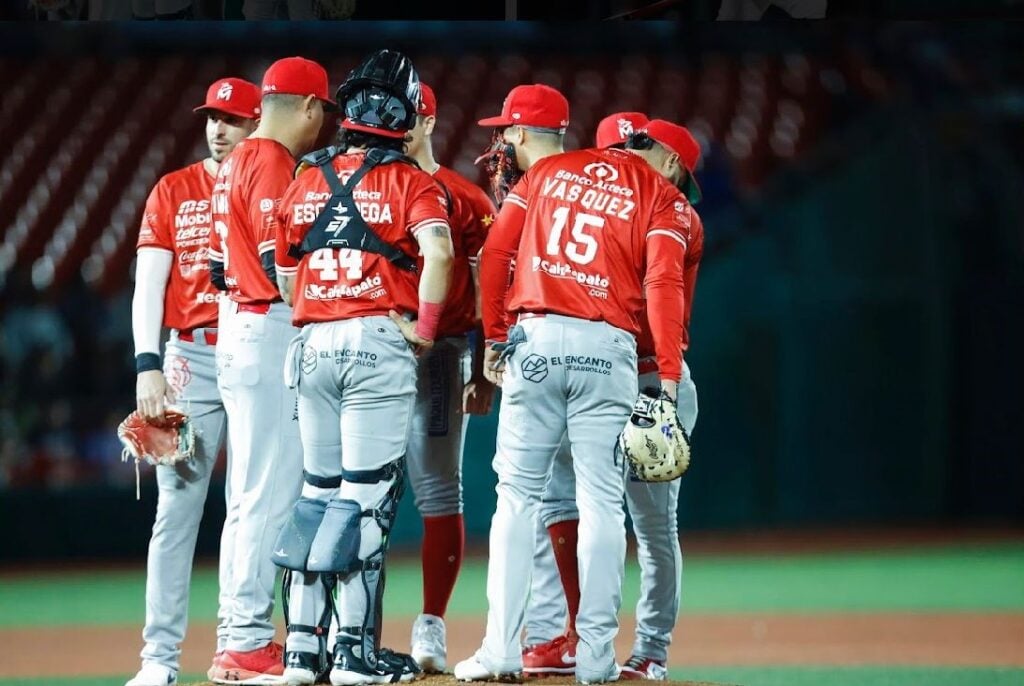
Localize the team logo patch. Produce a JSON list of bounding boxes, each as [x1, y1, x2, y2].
[[216, 82, 233, 100], [302, 346, 317, 374], [583, 161, 620, 183], [521, 354, 549, 383], [166, 356, 192, 394], [259, 198, 274, 213]]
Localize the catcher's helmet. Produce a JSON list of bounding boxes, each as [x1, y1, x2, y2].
[[618, 387, 691, 482], [337, 49, 421, 140]]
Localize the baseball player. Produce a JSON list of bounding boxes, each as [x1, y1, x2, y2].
[[522, 114, 706, 681], [401, 82, 498, 673], [272, 50, 454, 686], [519, 112, 653, 677], [206, 56, 334, 685], [454, 90, 690, 685], [126, 77, 260, 686]]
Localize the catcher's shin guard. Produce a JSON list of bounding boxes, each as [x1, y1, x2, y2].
[[310, 459, 417, 680]]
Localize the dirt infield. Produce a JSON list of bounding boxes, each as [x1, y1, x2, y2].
[[3, 613, 1023, 679]]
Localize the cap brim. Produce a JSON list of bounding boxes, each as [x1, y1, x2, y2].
[[680, 171, 702, 205], [193, 105, 257, 119], [478, 115, 513, 127], [340, 119, 408, 139], [320, 98, 340, 112]]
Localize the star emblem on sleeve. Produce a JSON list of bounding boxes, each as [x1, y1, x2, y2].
[[481, 213, 495, 227]]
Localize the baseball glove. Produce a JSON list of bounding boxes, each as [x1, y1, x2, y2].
[[619, 387, 691, 482], [118, 409, 195, 499]]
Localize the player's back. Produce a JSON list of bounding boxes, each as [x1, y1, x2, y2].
[[506, 147, 679, 336], [280, 151, 449, 326], [211, 137, 295, 304]]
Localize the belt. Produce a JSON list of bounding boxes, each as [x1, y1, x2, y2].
[[177, 328, 219, 345], [237, 301, 272, 315]]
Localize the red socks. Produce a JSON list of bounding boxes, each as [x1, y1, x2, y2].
[[421, 513, 465, 617], [548, 519, 581, 633]]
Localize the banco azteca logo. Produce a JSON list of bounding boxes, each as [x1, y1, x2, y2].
[[583, 161, 619, 183], [521, 354, 548, 383]]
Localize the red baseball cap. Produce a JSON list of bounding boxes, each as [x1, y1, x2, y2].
[[262, 57, 337, 110], [595, 112, 649, 148], [642, 119, 702, 204], [194, 78, 261, 120], [478, 84, 569, 131], [418, 83, 437, 117]]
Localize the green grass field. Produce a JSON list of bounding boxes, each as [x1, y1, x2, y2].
[[2, 543, 1023, 686]]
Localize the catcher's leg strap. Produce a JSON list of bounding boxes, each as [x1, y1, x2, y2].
[[282, 571, 336, 676]]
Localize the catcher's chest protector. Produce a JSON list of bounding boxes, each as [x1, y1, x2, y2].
[[290, 147, 419, 272]]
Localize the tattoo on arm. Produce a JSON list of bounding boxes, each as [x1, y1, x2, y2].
[[429, 224, 451, 238]]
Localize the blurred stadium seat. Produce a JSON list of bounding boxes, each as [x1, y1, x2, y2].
[[0, 49, 891, 296]]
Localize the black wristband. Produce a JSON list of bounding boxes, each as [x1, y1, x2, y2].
[[136, 353, 162, 374]]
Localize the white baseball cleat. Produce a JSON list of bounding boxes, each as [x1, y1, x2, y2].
[[125, 662, 177, 686], [453, 654, 520, 682], [410, 613, 447, 673], [283, 650, 320, 685]]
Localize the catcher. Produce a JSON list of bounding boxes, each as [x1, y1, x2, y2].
[[121, 77, 259, 686]]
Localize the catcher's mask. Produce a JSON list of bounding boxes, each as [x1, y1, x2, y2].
[[618, 387, 691, 482], [475, 128, 522, 207], [336, 49, 420, 140]]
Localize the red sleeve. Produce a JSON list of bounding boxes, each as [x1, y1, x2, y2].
[[643, 186, 690, 381], [275, 179, 301, 276], [248, 153, 294, 258], [137, 180, 172, 251], [407, 174, 451, 237], [480, 175, 529, 342]]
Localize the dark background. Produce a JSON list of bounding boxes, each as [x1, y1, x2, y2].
[[0, 21, 1022, 561]]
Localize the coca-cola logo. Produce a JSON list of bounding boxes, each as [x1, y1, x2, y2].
[[179, 247, 209, 263]]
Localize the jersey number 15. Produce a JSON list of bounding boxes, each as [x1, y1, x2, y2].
[[545, 208, 604, 265]]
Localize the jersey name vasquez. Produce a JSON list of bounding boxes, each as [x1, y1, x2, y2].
[[541, 174, 637, 221]]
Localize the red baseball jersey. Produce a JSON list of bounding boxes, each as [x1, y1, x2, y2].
[[480, 148, 691, 380], [209, 138, 295, 304], [136, 161, 220, 330], [275, 152, 451, 326], [636, 195, 704, 359], [432, 165, 497, 337]]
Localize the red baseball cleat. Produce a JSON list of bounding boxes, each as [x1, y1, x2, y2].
[[522, 632, 577, 675], [209, 642, 286, 684], [619, 655, 667, 681]]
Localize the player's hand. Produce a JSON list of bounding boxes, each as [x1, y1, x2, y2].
[[483, 346, 505, 387], [388, 310, 434, 355], [136, 370, 176, 422], [463, 374, 496, 415], [660, 378, 678, 402]]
